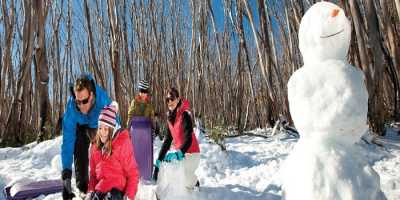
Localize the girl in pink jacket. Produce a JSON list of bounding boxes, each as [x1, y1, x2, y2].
[[87, 102, 139, 200]]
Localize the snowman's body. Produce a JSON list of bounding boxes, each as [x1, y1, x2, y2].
[[281, 2, 386, 200], [281, 137, 384, 200], [288, 60, 368, 143]]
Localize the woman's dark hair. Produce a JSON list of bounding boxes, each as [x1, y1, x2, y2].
[[167, 87, 179, 99]]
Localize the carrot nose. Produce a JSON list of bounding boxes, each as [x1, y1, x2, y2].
[[331, 9, 340, 17]]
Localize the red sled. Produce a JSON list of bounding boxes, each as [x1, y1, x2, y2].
[[3, 179, 63, 200]]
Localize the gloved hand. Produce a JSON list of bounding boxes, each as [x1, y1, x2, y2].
[[153, 160, 161, 181], [84, 192, 93, 200], [154, 159, 161, 168], [164, 150, 184, 162], [92, 191, 106, 200], [61, 169, 75, 200], [153, 167, 159, 181]]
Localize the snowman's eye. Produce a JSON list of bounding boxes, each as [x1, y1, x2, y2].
[[331, 9, 340, 18]]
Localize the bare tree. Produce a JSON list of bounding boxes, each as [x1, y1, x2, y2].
[[3, 0, 35, 146], [84, 0, 104, 87], [395, 0, 400, 21], [1, 0, 399, 146], [0, 0, 15, 141], [107, 0, 125, 122], [32, 0, 51, 141], [365, 0, 386, 134]]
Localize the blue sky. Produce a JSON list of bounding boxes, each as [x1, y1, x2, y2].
[[0, 0, 287, 99], [1, 0, 282, 83]]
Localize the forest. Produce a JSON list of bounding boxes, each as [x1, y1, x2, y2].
[[0, 0, 399, 147]]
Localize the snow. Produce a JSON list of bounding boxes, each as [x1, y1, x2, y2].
[[156, 159, 194, 200], [372, 128, 400, 200], [279, 138, 386, 200], [288, 59, 368, 144], [0, 128, 399, 200]]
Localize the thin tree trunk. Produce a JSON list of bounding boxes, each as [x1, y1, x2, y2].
[[242, 0, 276, 126], [395, 0, 400, 22], [207, 0, 223, 74], [4, 1, 35, 146], [0, 0, 15, 142], [107, 0, 125, 122], [379, 0, 400, 119], [122, 0, 132, 100], [241, 0, 273, 100], [285, 0, 296, 73], [365, 0, 386, 134], [235, 0, 247, 134], [84, 0, 104, 87], [349, 0, 371, 82], [33, 0, 51, 142], [52, 0, 63, 134]]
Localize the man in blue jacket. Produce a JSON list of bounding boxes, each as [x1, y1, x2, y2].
[[61, 74, 112, 200]]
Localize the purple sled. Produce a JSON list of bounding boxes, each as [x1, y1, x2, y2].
[[130, 116, 153, 181], [3, 179, 63, 200]]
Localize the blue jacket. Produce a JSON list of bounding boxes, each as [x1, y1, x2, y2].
[[61, 76, 111, 170]]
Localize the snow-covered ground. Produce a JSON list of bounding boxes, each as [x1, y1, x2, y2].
[[0, 128, 399, 200]]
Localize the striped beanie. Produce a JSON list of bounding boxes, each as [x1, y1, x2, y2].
[[138, 80, 150, 90], [98, 101, 119, 129]]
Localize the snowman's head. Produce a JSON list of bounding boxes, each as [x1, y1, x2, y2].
[[299, 2, 351, 64]]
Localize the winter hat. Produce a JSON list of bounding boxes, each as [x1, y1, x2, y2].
[[138, 80, 150, 90], [98, 101, 119, 129]]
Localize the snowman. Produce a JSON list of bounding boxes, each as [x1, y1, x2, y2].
[[280, 2, 386, 200]]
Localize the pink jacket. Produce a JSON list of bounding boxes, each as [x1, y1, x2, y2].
[[88, 129, 139, 199]]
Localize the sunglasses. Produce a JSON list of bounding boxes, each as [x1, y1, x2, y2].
[[76, 96, 90, 106], [165, 96, 176, 103]]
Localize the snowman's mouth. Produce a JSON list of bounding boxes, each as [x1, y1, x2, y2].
[[320, 29, 344, 38]]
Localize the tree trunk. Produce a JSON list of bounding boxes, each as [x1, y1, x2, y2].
[[3, 1, 35, 146], [84, 0, 104, 87], [395, 0, 400, 22], [348, 0, 371, 82], [107, 0, 125, 122], [0, 0, 15, 142], [122, 0, 132, 100], [33, 0, 51, 142], [242, 0, 276, 127], [365, 0, 386, 135], [379, 0, 400, 119]]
